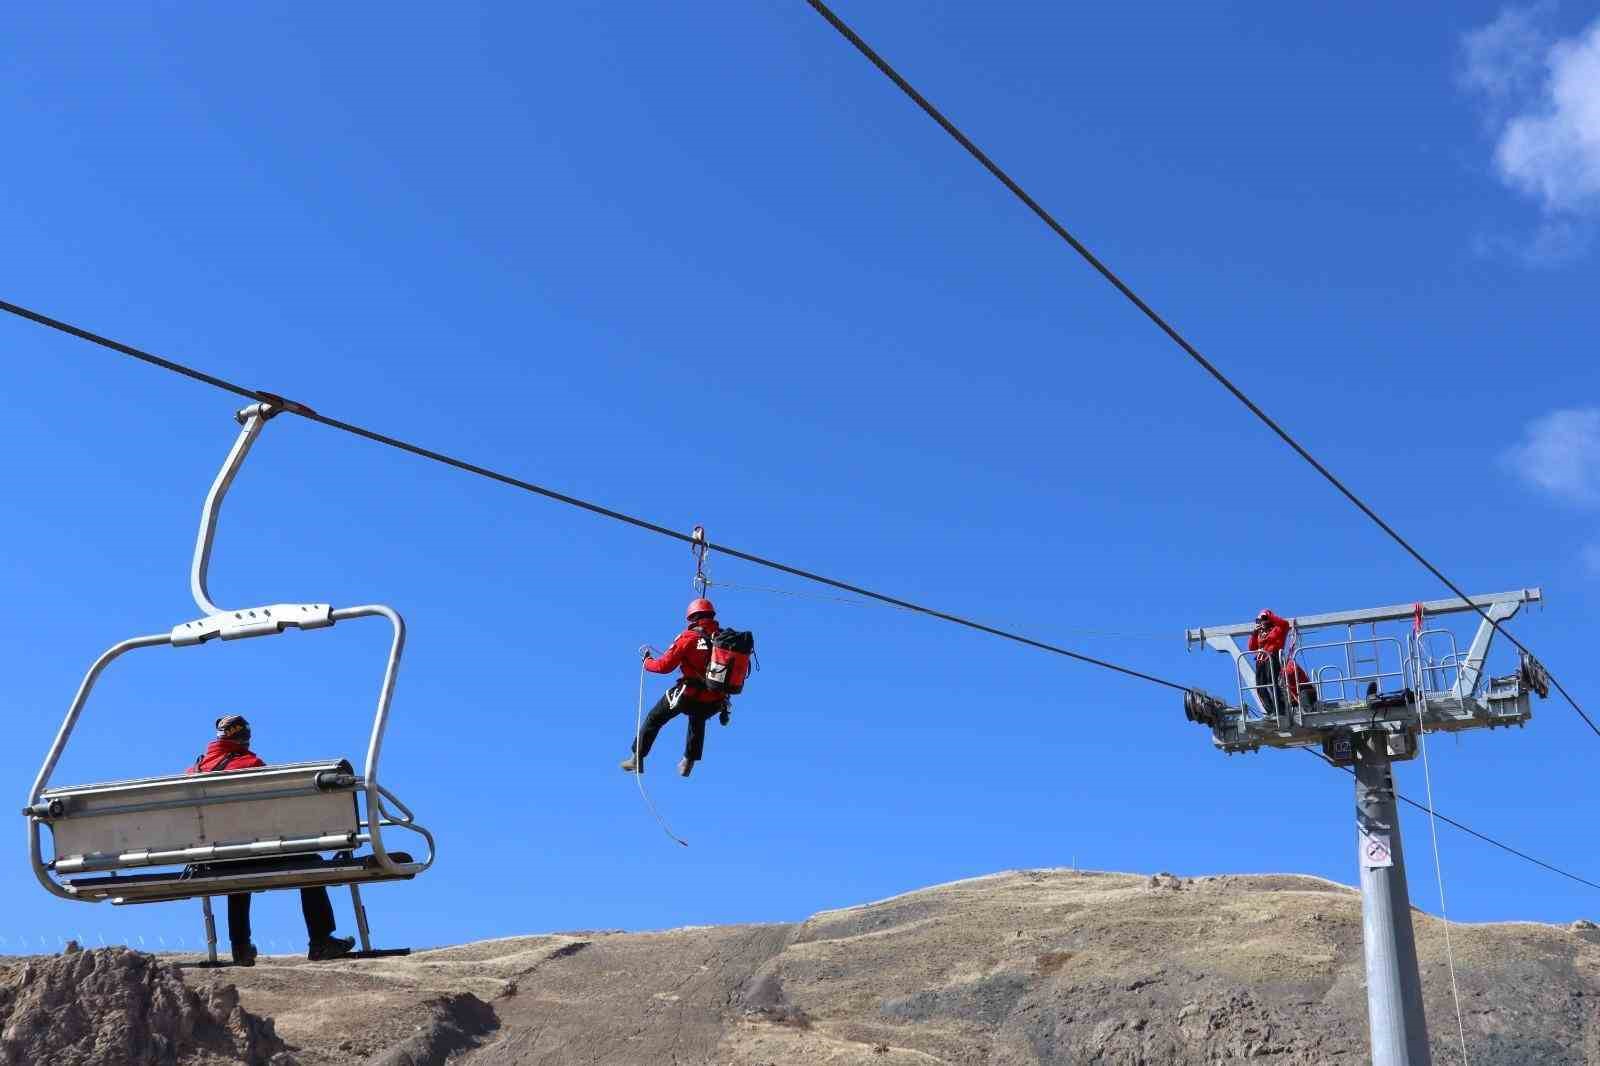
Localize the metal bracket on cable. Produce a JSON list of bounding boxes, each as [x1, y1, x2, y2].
[[691, 525, 710, 595], [247, 391, 318, 421]]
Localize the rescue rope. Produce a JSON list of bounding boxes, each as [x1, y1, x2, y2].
[[1411, 627, 1470, 1063], [635, 662, 688, 848]]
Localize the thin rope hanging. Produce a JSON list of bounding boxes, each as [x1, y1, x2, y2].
[[634, 659, 688, 848], [1410, 606, 1470, 1063]]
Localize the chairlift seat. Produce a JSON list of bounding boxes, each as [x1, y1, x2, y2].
[[32, 759, 423, 905]]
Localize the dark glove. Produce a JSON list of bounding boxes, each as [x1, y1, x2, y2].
[[719, 709, 731, 727], [638, 644, 655, 661]]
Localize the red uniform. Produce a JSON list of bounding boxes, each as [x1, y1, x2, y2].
[[1248, 611, 1291, 663], [1282, 659, 1312, 701], [186, 739, 265, 774], [644, 621, 723, 704]]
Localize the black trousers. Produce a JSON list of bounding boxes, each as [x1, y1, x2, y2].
[[632, 687, 726, 763], [227, 888, 337, 946], [1255, 652, 1284, 713]]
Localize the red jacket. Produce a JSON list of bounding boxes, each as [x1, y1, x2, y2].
[[1248, 612, 1291, 663], [185, 738, 266, 774], [645, 621, 723, 704], [1282, 659, 1312, 701]]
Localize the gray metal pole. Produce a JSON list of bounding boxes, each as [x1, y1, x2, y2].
[[201, 896, 218, 964], [1355, 735, 1432, 1065], [349, 884, 373, 952]]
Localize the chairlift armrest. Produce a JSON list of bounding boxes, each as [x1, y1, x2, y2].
[[171, 604, 334, 645]]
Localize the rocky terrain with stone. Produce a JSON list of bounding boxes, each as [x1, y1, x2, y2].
[[4, 869, 1598, 1064]]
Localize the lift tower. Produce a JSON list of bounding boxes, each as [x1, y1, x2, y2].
[[1184, 590, 1549, 1066]]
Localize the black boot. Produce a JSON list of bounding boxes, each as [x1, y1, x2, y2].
[[308, 935, 356, 961], [231, 941, 258, 967]]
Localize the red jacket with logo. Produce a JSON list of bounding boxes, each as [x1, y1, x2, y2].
[[645, 621, 724, 704], [1248, 612, 1291, 663], [185, 739, 265, 774]]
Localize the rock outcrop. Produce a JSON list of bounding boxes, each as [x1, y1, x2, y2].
[[0, 947, 288, 1065]]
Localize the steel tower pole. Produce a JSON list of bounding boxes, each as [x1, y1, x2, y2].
[[1355, 735, 1432, 1065]]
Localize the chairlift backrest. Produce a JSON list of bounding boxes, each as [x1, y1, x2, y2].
[[41, 760, 360, 874]]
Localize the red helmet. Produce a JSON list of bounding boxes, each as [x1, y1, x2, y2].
[[686, 597, 716, 621]]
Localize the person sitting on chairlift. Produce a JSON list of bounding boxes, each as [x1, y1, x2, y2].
[[1249, 609, 1292, 716], [186, 714, 357, 967], [620, 598, 731, 778]]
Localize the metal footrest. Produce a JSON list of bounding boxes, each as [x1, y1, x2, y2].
[[67, 852, 419, 904]]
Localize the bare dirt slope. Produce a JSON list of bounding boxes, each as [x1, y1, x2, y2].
[[23, 869, 1600, 1064]]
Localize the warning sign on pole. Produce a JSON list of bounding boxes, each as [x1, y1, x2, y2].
[[1360, 828, 1393, 869]]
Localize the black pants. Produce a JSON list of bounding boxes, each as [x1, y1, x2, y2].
[[632, 686, 726, 763], [227, 888, 337, 946], [1255, 652, 1284, 714]]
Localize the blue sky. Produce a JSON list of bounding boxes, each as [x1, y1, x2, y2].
[[2, 3, 1598, 955]]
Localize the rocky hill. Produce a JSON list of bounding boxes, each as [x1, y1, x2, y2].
[[5, 869, 1598, 1064]]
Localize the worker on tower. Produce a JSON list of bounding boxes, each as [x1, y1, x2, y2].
[[1282, 656, 1316, 714], [620, 598, 731, 778], [1248, 609, 1292, 715], [186, 714, 358, 967]]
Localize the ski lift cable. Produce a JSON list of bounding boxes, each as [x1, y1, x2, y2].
[[1303, 749, 1600, 893], [4, 301, 1596, 898], [798, 1, 1600, 742], [709, 579, 1174, 641], [0, 298, 1187, 694]]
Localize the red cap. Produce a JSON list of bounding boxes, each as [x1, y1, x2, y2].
[[686, 597, 716, 621]]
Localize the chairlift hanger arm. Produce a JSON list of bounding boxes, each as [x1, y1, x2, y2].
[[191, 402, 282, 617]]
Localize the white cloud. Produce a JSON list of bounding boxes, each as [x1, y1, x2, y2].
[[1462, 6, 1552, 102], [1503, 407, 1600, 506], [1495, 20, 1600, 213], [1462, 11, 1600, 256]]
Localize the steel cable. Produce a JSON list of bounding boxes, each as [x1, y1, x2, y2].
[[2, 298, 1597, 891], [798, 1, 1599, 741]]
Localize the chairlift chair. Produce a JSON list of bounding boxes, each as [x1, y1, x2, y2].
[[22, 402, 435, 963]]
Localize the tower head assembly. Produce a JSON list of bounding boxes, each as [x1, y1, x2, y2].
[[1184, 589, 1549, 765]]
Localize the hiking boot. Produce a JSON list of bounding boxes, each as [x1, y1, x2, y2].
[[231, 941, 258, 967], [620, 756, 643, 773], [307, 935, 356, 962], [678, 758, 694, 778]]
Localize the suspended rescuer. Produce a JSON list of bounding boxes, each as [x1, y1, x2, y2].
[[186, 714, 358, 967], [621, 598, 732, 778], [1248, 609, 1292, 714]]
